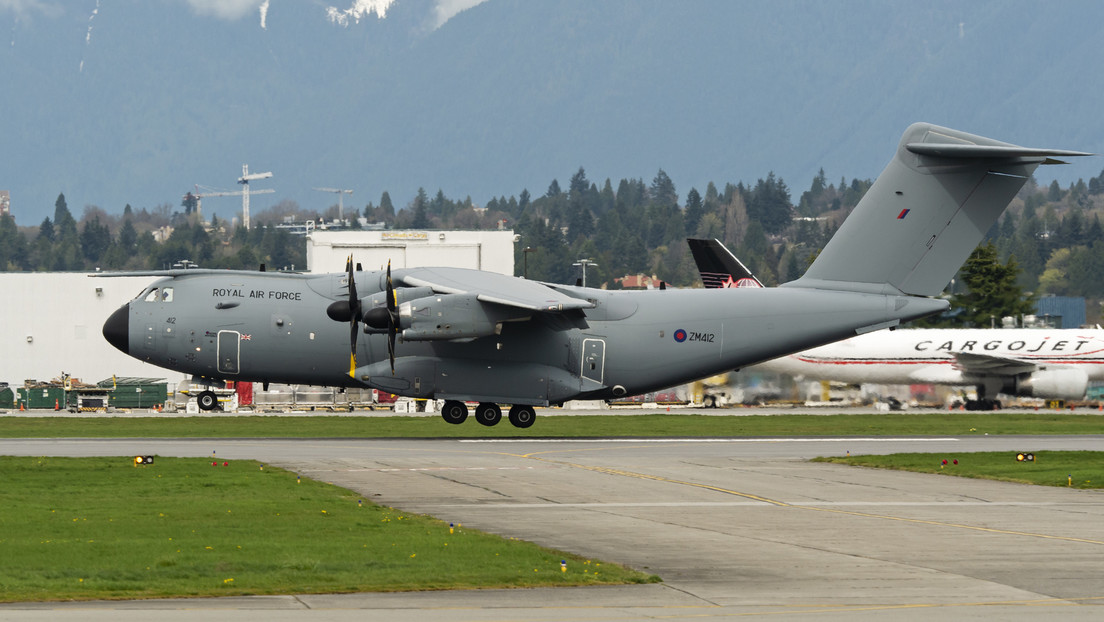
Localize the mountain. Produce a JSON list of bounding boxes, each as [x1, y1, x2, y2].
[[1, 0, 1101, 225]]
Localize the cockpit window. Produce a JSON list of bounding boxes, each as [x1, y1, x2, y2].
[[142, 287, 174, 303]]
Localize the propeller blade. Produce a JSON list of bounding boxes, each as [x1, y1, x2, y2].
[[387, 328, 396, 375], [385, 260, 397, 374], [346, 254, 362, 378]]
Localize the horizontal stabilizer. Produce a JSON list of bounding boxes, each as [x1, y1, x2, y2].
[[905, 143, 1092, 162]]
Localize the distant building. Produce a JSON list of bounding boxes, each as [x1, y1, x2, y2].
[[1035, 295, 1087, 328], [0, 190, 9, 217], [306, 230, 516, 275], [617, 274, 664, 289]]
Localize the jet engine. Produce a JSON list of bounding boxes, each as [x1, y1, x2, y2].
[[399, 293, 529, 341], [1008, 368, 1089, 400]]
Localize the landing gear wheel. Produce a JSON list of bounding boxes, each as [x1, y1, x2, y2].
[[508, 405, 536, 428], [197, 390, 218, 411], [475, 402, 502, 427], [441, 400, 468, 425]]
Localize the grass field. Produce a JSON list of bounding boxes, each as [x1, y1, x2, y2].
[[815, 451, 1104, 489], [2, 411, 1104, 438], [0, 456, 656, 603]]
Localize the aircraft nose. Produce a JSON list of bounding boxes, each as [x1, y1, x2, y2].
[[103, 303, 130, 354]]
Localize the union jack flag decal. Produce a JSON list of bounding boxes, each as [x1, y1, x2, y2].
[[897, 208, 910, 220]]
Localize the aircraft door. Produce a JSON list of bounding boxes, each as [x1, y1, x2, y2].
[[217, 330, 241, 375], [581, 338, 606, 384]]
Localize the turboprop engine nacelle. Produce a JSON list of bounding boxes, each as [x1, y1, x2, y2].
[[399, 293, 529, 341], [1010, 368, 1089, 400]]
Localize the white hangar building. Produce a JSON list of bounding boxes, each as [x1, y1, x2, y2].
[[0, 230, 515, 387], [0, 272, 166, 385], [306, 230, 516, 275]]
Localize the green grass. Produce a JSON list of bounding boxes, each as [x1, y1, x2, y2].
[[814, 451, 1104, 489], [0, 456, 656, 603], [2, 412, 1104, 438]]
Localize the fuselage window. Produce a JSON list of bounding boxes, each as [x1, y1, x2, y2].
[[161, 287, 174, 302]]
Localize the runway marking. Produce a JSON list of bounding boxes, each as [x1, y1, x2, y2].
[[698, 596, 1104, 616], [519, 455, 1104, 546], [461, 437, 961, 443], [414, 500, 1077, 509], [299, 466, 536, 473], [794, 504, 1104, 546], [524, 455, 789, 506]]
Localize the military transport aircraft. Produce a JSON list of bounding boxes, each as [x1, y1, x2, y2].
[[101, 123, 1088, 427], [689, 239, 1104, 410]]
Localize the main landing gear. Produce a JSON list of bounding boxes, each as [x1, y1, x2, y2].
[[440, 400, 536, 428], [196, 390, 219, 411]]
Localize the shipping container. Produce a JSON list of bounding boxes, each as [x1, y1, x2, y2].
[[17, 385, 66, 409], [97, 377, 168, 409]]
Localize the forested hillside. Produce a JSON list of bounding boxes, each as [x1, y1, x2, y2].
[[3, 165, 1104, 323]]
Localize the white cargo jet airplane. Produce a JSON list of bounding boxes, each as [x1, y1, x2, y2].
[[689, 238, 1104, 410]]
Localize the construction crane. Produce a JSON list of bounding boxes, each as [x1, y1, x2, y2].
[[190, 165, 274, 230], [237, 165, 274, 230], [313, 187, 353, 222]]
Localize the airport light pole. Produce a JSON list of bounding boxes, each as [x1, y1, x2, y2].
[[573, 258, 597, 288], [523, 247, 535, 279]]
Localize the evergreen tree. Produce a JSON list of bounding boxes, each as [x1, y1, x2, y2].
[[182, 192, 199, 215], [117, 219, 138, 253], [379, 191, 395, 220], [1048, 180, 1062, 202], [650, 169, 677, 209], [746, 172, 793, 234], [80, 215, 112, 264], [38, 217, 55, 242], [948, 242, 1034, 327], [684, 188, 704, 237], [0, 214, 29, 270], [598, 179, 615, 215], [411, 188, 430, 228]]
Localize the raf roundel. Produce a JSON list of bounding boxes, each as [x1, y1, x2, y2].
[[674, 329, 687, 343]]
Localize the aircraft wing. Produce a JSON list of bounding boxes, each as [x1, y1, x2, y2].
[[396, 267, 594, 312], [953, 351, 1038, 376]]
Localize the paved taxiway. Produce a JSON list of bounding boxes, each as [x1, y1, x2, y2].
[[2, 431, 1104, 620]]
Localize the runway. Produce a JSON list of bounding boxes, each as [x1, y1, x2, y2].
[[2, 434, 1104, 620]]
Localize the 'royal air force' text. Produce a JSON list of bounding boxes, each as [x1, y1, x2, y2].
[[212, 288, 301, 301]]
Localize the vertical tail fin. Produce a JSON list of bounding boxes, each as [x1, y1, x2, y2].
[[787, 123, 1090, 297], [687, 238, 763, 288]]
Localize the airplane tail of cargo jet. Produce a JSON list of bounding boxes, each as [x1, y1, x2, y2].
[[784, 123, 1091, 297], [687, 238, 763, 289]]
